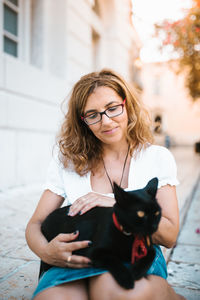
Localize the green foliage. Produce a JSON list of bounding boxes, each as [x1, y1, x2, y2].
[[155, 0, 200, 100]]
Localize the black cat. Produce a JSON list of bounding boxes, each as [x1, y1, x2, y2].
[[40, 177, 161, 289]]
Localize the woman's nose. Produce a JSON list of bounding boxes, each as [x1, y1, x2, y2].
[[101, 113, 112, 124]]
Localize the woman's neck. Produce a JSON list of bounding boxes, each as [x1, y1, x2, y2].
[[102, 142, 129, 161]]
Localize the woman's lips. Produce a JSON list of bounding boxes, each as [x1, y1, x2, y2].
[[102, 127, 118, 134]]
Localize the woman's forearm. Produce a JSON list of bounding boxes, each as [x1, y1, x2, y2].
[[25, 190, 65, 262], [153, 185, 180, 248], [152, 215, 179, 248], [25, 221, 49, 261]]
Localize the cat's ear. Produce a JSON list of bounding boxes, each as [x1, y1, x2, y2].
[[145, 177, 158, 198], [113, 182, 127, 206]]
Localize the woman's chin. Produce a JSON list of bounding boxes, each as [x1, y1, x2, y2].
[[102, 136, 127, 146]]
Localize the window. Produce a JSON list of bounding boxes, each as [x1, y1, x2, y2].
[[3, 0, 19, 57], [92, 29, 100, 71], [154, 115, 162, 134], [92, 0, 101, 16]]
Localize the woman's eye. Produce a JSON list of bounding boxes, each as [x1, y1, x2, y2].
[[87, 113, 98, 119], [107, 106, 118, 112]]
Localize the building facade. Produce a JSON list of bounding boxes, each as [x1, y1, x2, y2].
[[141, 62, 200, 147], [0, 0, 140, 189]]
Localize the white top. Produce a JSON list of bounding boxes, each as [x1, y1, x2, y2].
[[44, 145, 179, 205]]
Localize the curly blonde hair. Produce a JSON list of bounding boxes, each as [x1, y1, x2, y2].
[[57, 69, 154, 175]]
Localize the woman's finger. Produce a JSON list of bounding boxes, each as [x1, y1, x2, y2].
[[56, 231, 79, 242], [79, 195, 115, 215], [64, 240, 92, 252], [66, 254, 91, 266], [80, 200, 99, 215], [66, 262, 91, 269], [68, 194, 95, 216], [68, 193, 116, 216]]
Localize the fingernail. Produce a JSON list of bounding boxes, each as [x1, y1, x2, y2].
[[73, 230, 79, 235], [88, 241, 92, 246]]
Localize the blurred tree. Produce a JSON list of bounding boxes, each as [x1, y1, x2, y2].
[[155, 0, 200, 101]]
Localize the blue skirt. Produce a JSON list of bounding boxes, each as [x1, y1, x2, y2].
[[32, 245, 167, 299]]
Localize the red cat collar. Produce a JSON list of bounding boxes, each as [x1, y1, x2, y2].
[[112, 212, 148, 264], [131, 235, 148, 264], [112, 212, 132, 236]]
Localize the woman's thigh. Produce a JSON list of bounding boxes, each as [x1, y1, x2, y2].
[[89, 273, 185, 300], [34, 279, 88, 300]]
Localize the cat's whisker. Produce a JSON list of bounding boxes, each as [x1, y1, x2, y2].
[[122, 229, 132, 236]]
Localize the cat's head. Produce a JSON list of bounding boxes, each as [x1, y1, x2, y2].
[[113, 178, 161, 236]]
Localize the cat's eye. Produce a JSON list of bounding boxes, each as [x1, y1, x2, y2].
[[155, 211, 160, 216], [137, 210, 145, 217]]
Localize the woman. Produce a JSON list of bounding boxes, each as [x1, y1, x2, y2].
[[26, 69, 185, 300]]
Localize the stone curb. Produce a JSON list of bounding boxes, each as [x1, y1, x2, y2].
[[163, 171, 200, 264], [179, 172, 200, 229]]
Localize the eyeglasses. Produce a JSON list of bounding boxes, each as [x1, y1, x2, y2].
[[81, 98, 126, 125]]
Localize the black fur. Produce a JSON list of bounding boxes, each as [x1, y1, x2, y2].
[[40, 177, 161, 289]]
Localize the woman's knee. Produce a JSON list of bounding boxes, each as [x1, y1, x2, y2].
[[89, 273, 167, 300], [89, 273, 125, 300], [127, 277, 153, 300], [89, 273, 147, 300]]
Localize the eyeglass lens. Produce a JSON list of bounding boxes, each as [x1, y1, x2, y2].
[[84, 104, 123, 125]]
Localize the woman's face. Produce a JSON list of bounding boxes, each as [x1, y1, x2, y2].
[[83, 86, 128, 146]]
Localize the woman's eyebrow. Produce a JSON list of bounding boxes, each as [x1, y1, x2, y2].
[[105, 101, 119, 107], [84, 101, 119, 115]]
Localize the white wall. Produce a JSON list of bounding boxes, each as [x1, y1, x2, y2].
[[0, 0, 139, 190], [0, 54, 68, 189]]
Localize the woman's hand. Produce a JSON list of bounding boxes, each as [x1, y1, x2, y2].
[[68, 192, 115, 216], [43, 231, 92, 268]]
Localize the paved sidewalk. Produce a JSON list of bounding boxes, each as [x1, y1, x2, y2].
[[168, 178, 200, 300], [0, 146, 200, 299]]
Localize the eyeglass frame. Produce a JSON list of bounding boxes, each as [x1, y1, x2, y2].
[[81, 98, 126, 125]]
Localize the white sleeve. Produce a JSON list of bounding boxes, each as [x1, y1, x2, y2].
[[43, 150, 67, 198], [157, 147, 179, 189]]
